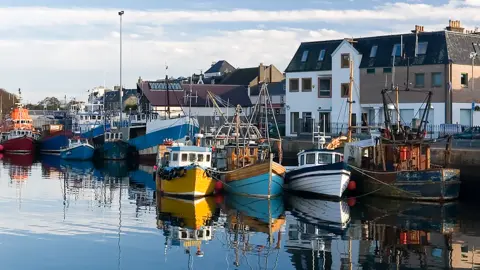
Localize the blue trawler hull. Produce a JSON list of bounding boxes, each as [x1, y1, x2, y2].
[[224, 174, 284, 197], [40, 131, 72, 154], [103, 141, 129, 160], [350, 167, 461, 201], [60, 145, 94, 161]]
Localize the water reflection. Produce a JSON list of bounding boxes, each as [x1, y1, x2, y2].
[[2, 156, 480, 269]]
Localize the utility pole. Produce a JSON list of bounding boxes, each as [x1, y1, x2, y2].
[[471, 51, 477, 127]]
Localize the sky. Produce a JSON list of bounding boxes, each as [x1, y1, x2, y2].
[[2, 0, 480, 103]]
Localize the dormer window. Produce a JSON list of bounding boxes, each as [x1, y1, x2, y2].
[[370, 45, 378, 57], [318, 49, 326, 61], [301, 50, 309, 62]]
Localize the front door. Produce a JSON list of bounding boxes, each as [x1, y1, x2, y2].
[[460, 109, 472, 127], [318, 112, 331, 133]]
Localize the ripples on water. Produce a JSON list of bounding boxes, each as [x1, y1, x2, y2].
[[1, 153, 480, 270]]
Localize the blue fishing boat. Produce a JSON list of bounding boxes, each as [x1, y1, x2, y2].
[[40, 124, 73, 154], [103, 130, 129, 160], [60, 138, 94, 161]]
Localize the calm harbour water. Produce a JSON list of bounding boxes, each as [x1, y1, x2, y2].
[[1, 153, 480, 270]]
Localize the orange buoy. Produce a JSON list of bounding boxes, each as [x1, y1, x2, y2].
[[347, 197, 356, 207], [215, 181, 223, 193], [347, 180, 356, 191]]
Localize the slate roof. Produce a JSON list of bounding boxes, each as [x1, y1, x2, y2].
[[205, 60, 236, 74], [220, 67, 259, 85], [137, 82, 252, 107], [250, 80, 285, 96], [285, 30, 480, 73]]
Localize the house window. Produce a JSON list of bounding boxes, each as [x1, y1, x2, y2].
[[432, 72, 442, 87], [341, 83, 350, 98], [318, 78, 331, 97], [301, 50, 309, 62], [383, 67, 392, 73], [290, 112, 299, 134], [318, 49, 326, 61], [289, 79, 299, 92], [417, 42, 428, 55], [341, 54, 350, 68], [181, 153, 188, 162], [302, 78, 312, 92], [370, 45, 378, 57], [367, 68, 375, 74], [392, 44, 403, 57], [415, 73, 425, 88], [306, 153, 316, 164], [461, 73, 469, 87]]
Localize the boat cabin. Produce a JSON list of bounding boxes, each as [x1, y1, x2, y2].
[[297, 149, 344, 167], [7, 129, 34, 140], [67, 138, 90, 147], [105, 131, 123, 142], [158, 146, 212, 168], [42, 124, 64, 135]]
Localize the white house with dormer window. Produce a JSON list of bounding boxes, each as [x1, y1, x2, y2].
[[285, 39, 363, 137]]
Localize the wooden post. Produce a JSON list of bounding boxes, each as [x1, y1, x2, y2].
[[426, 146, 430, 169], [268, 153, 273, 198]]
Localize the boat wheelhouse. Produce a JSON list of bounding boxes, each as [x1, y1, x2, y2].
[[60, 137, 94, 160]]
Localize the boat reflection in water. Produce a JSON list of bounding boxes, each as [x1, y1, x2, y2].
[[156, 195, 217, 267], [222, 194, 286, 268], [2, 153, 35, 183]]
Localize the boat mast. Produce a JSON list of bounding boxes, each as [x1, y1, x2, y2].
[[165, 74, 171, 119], [347, 59, 354, 143]]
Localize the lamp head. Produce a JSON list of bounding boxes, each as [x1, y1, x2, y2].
[[118, 11, 124, 16]]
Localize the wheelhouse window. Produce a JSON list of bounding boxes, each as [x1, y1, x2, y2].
[[305, 153, 316, 164], [189, 153, 196, 162], [300, 155, 305, 166], [181, 153, 188, 162], [197, 154, 204, 162], [172, 153, 178, 161], [335, 154, 342, 163], [206, 154, 211, 162], [318, 153, 333, 164]]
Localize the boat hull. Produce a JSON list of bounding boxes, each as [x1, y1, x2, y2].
[[1, 136, 35, 154], [285, 162, 351, 198], [224, 162, 285, 198], [40, 131, 72, 154], [60, 145, 94, 160], [103, 141, 129, 160], [287, 195, 350, 228], [350, 167, 461, 201], [128, 117, 198, 158], [156, 165, 216, 198]]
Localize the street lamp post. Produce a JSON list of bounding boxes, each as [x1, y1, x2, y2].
[[470, 51, 477, 127], [118, 10, 124, 127]]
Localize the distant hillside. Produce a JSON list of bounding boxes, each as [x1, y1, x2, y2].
[[0, 89, 18, 118]]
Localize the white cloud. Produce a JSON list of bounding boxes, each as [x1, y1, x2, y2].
[[0, 2, 478, 102]]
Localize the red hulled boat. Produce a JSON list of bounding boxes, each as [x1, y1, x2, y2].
[[0, 89, 37, 154]]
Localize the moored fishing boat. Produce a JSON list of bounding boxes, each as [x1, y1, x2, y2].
[[60, 137, 94, 160], [103, 129, 129, 160], [39, 124, 73, 154], [344, 89, 461, 201], [155, 137, 216, 198]]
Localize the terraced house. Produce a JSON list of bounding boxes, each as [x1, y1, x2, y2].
[[285, 20, 480, 137]]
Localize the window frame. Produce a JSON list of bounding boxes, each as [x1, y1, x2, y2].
[[415, 73, 425, 88], [341, 53, 350, 68], [301, 78, 312, 92], [431, 72, 442, 87], [370, 45, 378, 58], [305, 153, 316, 164], [341, 83, 350, 98], [318, 78, 331, 98], [461, 73, 469, 88], [318, 49, 326, 61], [289, 78, 299, 92], [301, 50, 309, 62]]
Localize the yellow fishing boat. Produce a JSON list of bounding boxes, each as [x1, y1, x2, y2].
[[155, 143, 215, 198]]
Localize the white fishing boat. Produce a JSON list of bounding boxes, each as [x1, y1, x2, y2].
[[284, 129, 350, 198]]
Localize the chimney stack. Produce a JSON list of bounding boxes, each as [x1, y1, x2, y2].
[[412, 25, 424, 33], [446, 20, 464, 33]]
